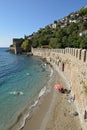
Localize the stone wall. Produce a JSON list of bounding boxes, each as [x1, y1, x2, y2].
[[9, 38, 23, 54], [32, 47, 87, 130], [9, 46, 16, 54], [9, 46, 22, 54]]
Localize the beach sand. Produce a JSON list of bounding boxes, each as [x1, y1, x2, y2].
[[22, 70, 81, 130]]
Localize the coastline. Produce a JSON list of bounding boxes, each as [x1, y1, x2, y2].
[[21, 69, 81, 130]]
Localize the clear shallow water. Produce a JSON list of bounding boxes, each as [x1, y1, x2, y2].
[[0, 48, 51, 130]]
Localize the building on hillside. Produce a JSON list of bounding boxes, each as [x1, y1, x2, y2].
[[83, 16, 87, 21], [69, 19, 77, 23], [60, 23, 68, 28], [52, 23, 57, 29]]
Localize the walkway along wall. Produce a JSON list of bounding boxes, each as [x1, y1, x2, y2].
[[32, 47, 87, 130]]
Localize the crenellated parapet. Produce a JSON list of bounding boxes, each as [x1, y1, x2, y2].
[[32, 47, 87, 62]]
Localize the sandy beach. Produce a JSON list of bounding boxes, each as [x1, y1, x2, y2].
[[22, 69, 81, 130]]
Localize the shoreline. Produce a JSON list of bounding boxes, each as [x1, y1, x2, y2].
[[9, 64, 53, 130], [21, 68, 56, 130], [21, 69, 81, 130]]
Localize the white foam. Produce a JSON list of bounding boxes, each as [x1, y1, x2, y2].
[[18, 100, 39, 130], [19, 91, 24, 95], [9, 91, 17, 95], [19, 113, 29, 130], [31, 100, 38, 108], [50, 68, 53, 77], [17, 65, 53, 130], [26, 73, 30, 76], [42, 63, 47, 69], [9, 91, 24, 96], [38, 86, 46, 98], [19, 99, 39, 130]]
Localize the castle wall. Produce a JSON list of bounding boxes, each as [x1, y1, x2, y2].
[[9, 38, 23, 54], [9, 46, 17, 54], [32, 47, 87, 130]]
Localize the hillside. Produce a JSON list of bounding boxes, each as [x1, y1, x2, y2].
[[27, 6, 87, 49], [10, 6, 87, 53]]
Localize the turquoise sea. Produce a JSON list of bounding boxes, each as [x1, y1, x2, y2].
[[0, 48, 52, 130]]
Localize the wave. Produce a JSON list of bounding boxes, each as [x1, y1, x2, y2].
[[38, 86, 46, 98], [8, 63, 54, 130], [17, 87, 47, 130], [41, 63, 47, 68], [16, 100, 39, 130], [29, 100, 39, 110], [9, 91, 24, 96], [18, 113, 30, 130], [50, 67, 53, 77], [26, 72, 30, 76]]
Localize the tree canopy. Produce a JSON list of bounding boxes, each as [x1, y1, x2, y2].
[[21, 39, 31, 52], [20, 7, 87, 50]]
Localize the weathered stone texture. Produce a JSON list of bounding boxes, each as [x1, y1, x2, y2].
[[9, 38, 23, 54], [32, 47, 87, 130]]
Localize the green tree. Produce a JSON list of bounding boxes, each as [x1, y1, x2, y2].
[[38, 36, 49, 47], [79, 8, 87, 16], [21, 39, 31, 52], [49, 38, 58, 48], [79, 35, 87, 49], [31, 38, 39, 48]]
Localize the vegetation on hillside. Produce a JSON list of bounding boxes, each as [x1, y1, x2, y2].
[[21, 39, 31, 52], [21, 6, 87, 50]]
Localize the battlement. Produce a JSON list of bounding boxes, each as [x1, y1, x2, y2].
[[32, 47, 87, 62]]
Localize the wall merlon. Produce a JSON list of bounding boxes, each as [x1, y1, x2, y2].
[[32, 48, 87, 63], [75, 49, 78, 58], [78, 49, 82, 60], [81, 49, 87, 62], [65, 48, 69, 53], [68, 48, 71, 54]]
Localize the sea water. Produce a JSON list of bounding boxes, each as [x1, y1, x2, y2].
[[0, 48, 52, 130]]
